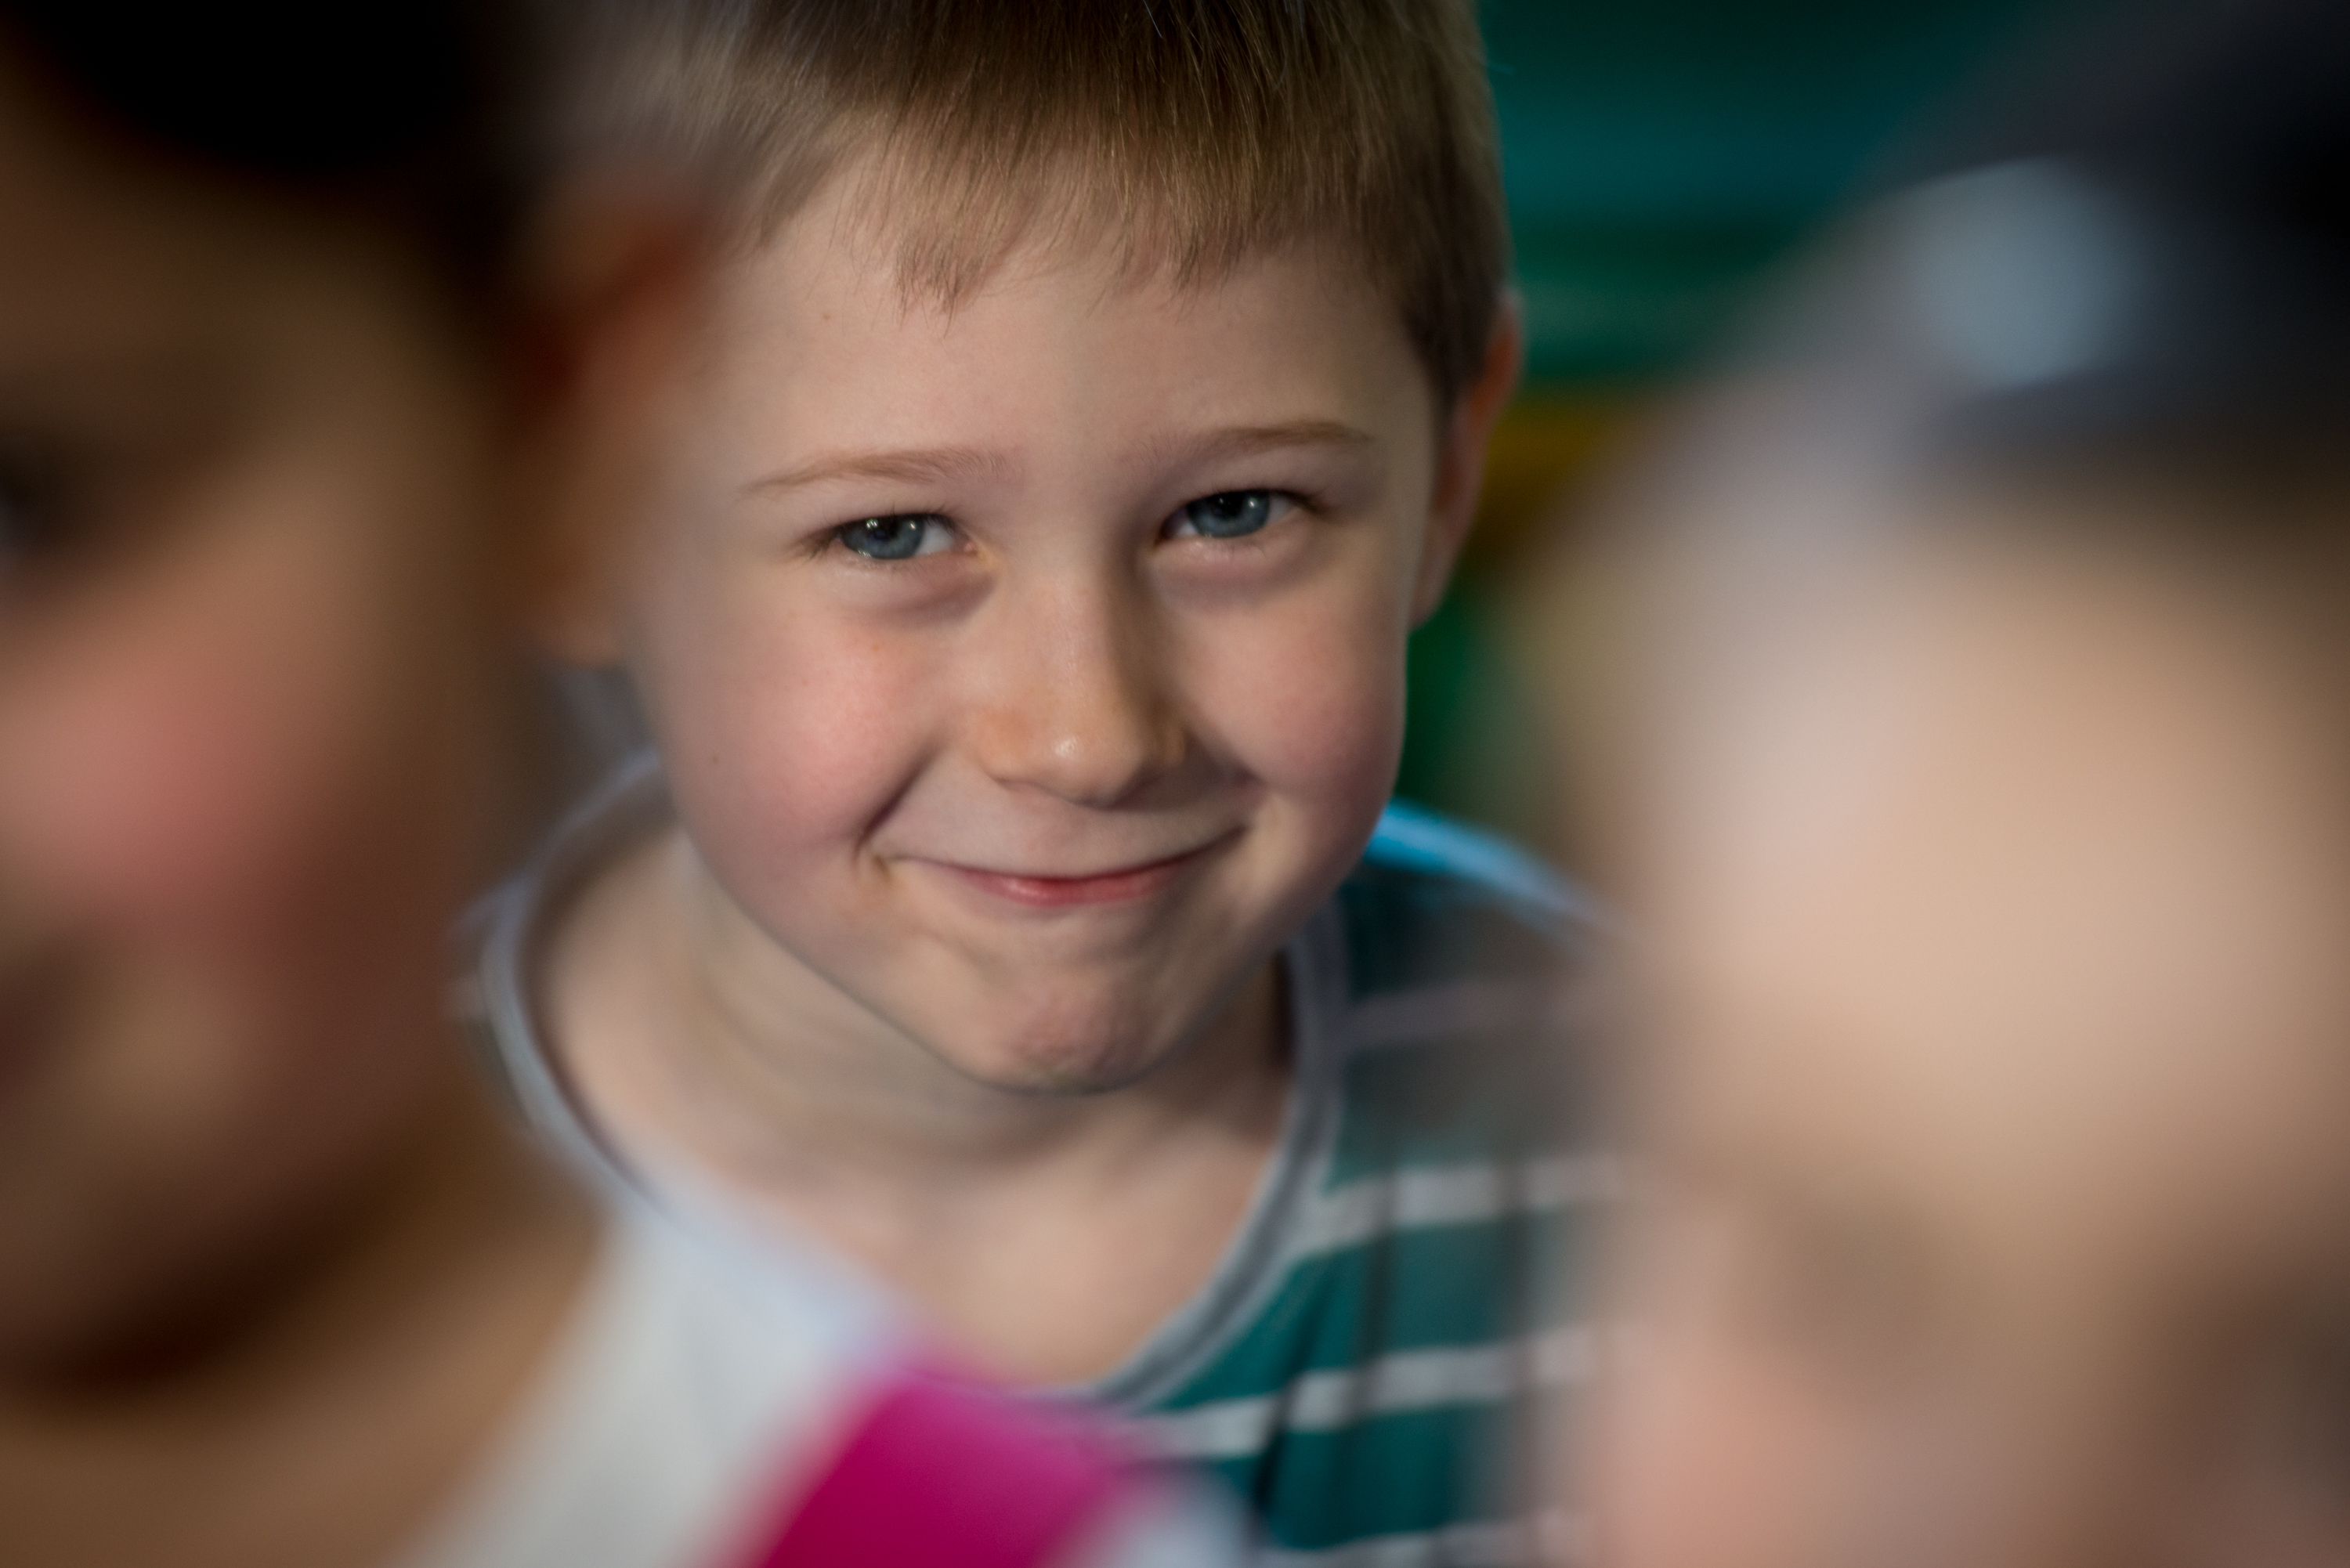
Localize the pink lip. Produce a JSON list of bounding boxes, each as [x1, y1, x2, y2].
[[928, 839, 1227, 909]]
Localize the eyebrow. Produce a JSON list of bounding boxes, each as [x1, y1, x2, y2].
[[743, 445, 1009, 499], [1144, 419, 1381, 471], [740, 420, 1380, 502]]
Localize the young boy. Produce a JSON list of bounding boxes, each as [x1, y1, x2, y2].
[[0, 4, 1238, 1564], [1571, 5, 2350, 1564], [483, 0, 1603, 1555]]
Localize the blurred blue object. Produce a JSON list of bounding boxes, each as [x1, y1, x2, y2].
[[1484, 0, 2157, 384]]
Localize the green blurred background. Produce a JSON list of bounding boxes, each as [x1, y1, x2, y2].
[[1400, 0, 2139, 860]]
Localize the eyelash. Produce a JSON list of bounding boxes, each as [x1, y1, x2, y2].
[[826, 512, 960, 563], [815, 487, 1320, 569], [1163, 488, 1311, 545]]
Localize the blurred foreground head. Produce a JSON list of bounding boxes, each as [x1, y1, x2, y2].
[[1577, 4, 2350, 1566], [0, 1, 671, 1382]]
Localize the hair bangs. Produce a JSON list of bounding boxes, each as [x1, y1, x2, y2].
[[578, 0, 1506, 403]]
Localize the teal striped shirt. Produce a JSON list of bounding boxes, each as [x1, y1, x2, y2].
[[470, 764, 1605, 1566], [1079, 802, 1603, 1565]]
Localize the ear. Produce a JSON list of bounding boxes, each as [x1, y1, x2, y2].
[[1410, 291, 1524, 625], [504, 171, 710, 667]]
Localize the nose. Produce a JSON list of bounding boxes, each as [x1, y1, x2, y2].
[[963, 569, 1188, 808]]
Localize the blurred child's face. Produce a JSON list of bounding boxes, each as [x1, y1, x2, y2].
[[575, 175, 1488, 1090], [1597, 530, 2350, 1568], [0, 80, 518, 1372]]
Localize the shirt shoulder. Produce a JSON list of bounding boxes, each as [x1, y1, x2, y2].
[[1334, 800, 1602, 1008], [460, 753, 668, 1185], [1318, 803, 1604, 1176]]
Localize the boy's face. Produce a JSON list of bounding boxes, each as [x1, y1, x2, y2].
[[578, 182, 1495, 1090], [1596, 533, 2350, 1568], [0, 78, 518, 1373]]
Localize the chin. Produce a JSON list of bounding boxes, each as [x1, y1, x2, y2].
[[924, 999, 1183, 1097]]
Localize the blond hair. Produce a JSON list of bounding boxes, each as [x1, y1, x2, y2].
[[577, 0, 1509, 403]]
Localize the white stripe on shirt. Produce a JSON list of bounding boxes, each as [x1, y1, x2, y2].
[[1290, 1156, 1618, 1259], [1135, 1328, 1595, 1460]]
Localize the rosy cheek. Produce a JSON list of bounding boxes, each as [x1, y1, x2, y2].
[[1, 609, 339, 936], [650, 605, 926, 869], [1196, 597, 1405, 813]]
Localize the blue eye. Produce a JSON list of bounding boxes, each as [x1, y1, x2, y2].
[[838, 513, 954, 561], [1167, 490, 1292, 540]]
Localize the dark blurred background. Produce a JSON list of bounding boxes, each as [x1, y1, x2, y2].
[[1402, 0, 2157, 859]]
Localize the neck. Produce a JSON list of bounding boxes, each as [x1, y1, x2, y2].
[[555, 828, 1293, 1382], [0, 1053, 598, 1568]]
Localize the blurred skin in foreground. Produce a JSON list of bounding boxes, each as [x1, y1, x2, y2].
[[1591, 511, 2350, 1568], [0, 20, 1250, 1568], [0, 18, 675, 1565], [1564, 5, 2350, 1562]]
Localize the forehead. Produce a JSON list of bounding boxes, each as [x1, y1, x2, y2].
[[690, 171, 1431, 459], [1640, 534, 2350, 1254]]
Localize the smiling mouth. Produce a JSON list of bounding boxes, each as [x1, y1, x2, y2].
[[928, 836, 1233, 909]]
